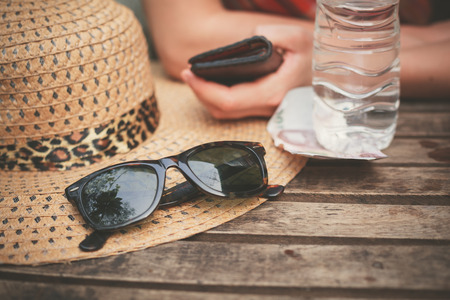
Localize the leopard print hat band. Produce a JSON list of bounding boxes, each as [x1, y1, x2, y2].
[[0, 0, 159, 171]]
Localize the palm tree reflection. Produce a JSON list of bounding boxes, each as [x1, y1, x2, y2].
[[82, 168, 137, 227]]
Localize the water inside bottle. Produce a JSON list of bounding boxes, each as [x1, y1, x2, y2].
[[312, 0, 400, 154]]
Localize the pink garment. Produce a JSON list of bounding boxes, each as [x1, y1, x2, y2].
[[222, 0, 450, 24]]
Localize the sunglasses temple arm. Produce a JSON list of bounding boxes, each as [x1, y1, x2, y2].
[[159, 180, 202, 207], [160, 181, 285, 207]]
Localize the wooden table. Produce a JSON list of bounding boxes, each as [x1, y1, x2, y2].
[[1, 97, 449, 299]]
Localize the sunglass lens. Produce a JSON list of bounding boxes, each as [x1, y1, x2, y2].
[[187, 146, 264, 194], [81, 165, 158, 228]]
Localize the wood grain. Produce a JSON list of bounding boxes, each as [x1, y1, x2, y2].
[[396, 112, 450, 137], [399, 99, 450, 112], [376, 138, 450, 165], [1, 242, 449, 293], [207, 202, 450, 240], [287, 166, 450, 196], [2, 279, 448, 299]]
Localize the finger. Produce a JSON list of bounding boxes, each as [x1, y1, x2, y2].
[[181, 69, 280, 119], [181, 69, 241, 118], [181, 69, 235, 109], [181, 51, 307, 119], [181, 41, 311, 117], [181, 53, 303, 119]]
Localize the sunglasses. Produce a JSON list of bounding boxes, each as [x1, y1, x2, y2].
[[65, 141, 284, 251]]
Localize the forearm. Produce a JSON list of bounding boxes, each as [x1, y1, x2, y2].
[[142, 0, 313, 79], [400, 40, 450, 99]]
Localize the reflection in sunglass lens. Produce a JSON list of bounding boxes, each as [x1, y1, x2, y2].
[[81, 166, 158, 227], [187, 146, 263, 193]]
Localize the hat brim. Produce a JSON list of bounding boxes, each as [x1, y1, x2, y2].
[[0, 63, 307, 265]]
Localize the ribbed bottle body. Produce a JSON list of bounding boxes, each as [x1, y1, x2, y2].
[[313, 0, 400, 154]]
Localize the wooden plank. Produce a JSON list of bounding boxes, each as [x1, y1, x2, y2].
[[287, 166, 450, 196], [1, 243, 449, 292], [396, 112, 450, 137], [207, 202, 450, 240], [307, 138, 450, 166], [0, 280, 300, 300], [399, 99, 450, 113], [0, 279, 447, 300], [275, 192, 449, 206], [374, 138, 450, 165]]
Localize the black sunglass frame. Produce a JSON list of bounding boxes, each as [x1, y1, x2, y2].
[[65, 141, 270, 232]]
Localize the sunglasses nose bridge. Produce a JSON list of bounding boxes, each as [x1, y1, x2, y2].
[[159, 157, 179, 169]]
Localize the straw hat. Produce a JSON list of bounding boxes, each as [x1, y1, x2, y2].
[[0, 0, 307, 265]]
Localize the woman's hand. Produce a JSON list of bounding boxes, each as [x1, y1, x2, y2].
[[181, 25, 313, 119]]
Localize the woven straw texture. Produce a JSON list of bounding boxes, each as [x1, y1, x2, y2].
[[1, 0, 154, 143], [0, 0, 159, 174], [0, 0, 308, 265]]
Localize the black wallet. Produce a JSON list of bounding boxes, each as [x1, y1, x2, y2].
[[188, 36, 283, 85]]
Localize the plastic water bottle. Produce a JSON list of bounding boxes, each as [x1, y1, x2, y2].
[[312, 0, 400, 154]]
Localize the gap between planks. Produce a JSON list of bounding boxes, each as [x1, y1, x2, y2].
[[0, 274, 449, 299], [186, 233, 450, 246], [274, 193, 450, 206]]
